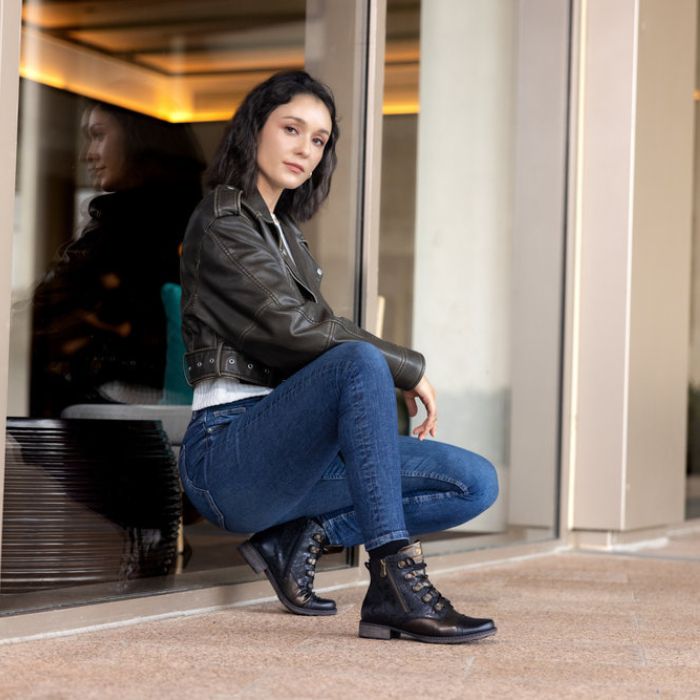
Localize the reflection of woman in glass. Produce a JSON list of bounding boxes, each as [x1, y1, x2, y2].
[[180, 71, 499, 643], [31, 102, 204, 416]]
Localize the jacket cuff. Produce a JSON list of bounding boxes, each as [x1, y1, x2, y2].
[[395, 349, 425, 391]]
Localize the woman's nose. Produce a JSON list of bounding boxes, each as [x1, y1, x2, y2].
[[84, 143, 98, 162], [295, 137, 311, 158]]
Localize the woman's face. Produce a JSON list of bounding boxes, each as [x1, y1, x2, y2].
[[84, 107, 131, 192], [255, 93, 332, 209]]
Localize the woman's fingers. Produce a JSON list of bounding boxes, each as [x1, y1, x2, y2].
[[411, 418, 436, 441], [412, 422, 427, 440], [405, 376, 438, 440]]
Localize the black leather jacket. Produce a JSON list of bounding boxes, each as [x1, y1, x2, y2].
[[180, 186, 425, 391]]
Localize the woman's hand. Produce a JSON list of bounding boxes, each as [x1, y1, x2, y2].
[[402, 375, 437, 441]]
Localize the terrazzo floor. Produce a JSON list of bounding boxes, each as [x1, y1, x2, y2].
[[1, 530, 699, 699]]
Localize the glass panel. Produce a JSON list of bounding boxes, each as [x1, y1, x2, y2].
[[379, 0, 570, 555], [3, 0, 366, 615]]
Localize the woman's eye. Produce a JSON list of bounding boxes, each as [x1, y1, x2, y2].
[[313, 138, 326, 147], [284, 125, 298, 135]]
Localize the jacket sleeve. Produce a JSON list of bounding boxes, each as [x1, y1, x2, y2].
[[193, 213, 425, 391]]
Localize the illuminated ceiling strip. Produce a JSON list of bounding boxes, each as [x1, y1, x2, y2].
[[20, 27, 418, 121], [383, 103, 419, 116]]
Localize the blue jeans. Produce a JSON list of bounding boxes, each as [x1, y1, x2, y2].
[[179, 342, 498, 550]]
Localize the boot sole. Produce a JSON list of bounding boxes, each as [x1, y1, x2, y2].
[[358, 621, 497, 644], [238, 541, 337, 617]]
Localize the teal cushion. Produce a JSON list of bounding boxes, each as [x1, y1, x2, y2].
[[160, 283, 193, 405]]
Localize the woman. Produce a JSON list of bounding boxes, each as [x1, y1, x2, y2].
[[179, 71, 499, 644], [31, 101, 204, 415]]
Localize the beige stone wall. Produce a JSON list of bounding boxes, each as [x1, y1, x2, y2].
[[571, 0, 696, 531]]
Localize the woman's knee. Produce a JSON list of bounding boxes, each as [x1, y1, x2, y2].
[[472, 454, 499, 509], [443, 446, 499, 510], [331, 340, 384, 362], [328, 342, 391, 381]]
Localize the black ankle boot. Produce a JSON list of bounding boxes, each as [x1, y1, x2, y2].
[[359, 542, 496, 643], [238, 517, 337, 616]]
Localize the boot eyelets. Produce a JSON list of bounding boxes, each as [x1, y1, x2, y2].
[[422, 593, 432, 603], [412, 584, 422, 592], [397, 560, 406, 569]]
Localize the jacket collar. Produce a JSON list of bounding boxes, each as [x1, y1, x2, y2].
[[244, 188, 276, 224]]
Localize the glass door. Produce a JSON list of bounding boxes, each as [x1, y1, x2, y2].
[[3, 0, 373, 615]]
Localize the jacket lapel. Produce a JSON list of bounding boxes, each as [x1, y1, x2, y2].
[[243, 189, 320, 302]]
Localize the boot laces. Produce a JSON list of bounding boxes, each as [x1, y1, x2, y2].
[[400, 557, 451, 612]]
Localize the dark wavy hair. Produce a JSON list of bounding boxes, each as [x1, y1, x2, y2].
[[206, 70, 339, 222]]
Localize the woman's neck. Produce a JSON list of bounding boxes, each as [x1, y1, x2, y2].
[[256, 178, 282, 214]]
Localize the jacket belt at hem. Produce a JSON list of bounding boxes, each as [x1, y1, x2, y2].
[[184, 346, 278, 387]]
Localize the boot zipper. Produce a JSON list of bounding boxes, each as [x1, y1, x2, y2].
[[381, 562, 409, 613]]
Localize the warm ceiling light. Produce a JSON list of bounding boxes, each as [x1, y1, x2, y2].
[[383, 102, 419, 116]]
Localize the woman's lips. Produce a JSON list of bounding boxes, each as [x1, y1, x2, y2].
[[284, 162, 304, 175]]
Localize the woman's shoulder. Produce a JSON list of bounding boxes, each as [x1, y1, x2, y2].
[[189, 185, 239, 219], [212, 185, 243, 218], [185, 187, 267, 250], [195, 185, 265, 225]]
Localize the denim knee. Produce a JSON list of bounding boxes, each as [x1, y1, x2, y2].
[[472, 454, 499, 510], [329, 342, 392, 382], [445, 447, 499, 514], [333, 340, 385, 363]]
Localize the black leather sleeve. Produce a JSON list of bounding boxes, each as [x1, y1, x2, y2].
[[192, 213, 425, 391]]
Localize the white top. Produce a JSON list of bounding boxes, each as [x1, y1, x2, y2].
[[270, 211, 294, 262], [192, 377, 272, 411]]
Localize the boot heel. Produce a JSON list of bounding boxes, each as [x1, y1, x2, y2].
[[238, 542, 268, 574], [358, 622, 394, 640]]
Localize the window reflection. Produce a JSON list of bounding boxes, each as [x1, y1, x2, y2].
[[30, 101, 204, 416], [5, 0, 374, 612]]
